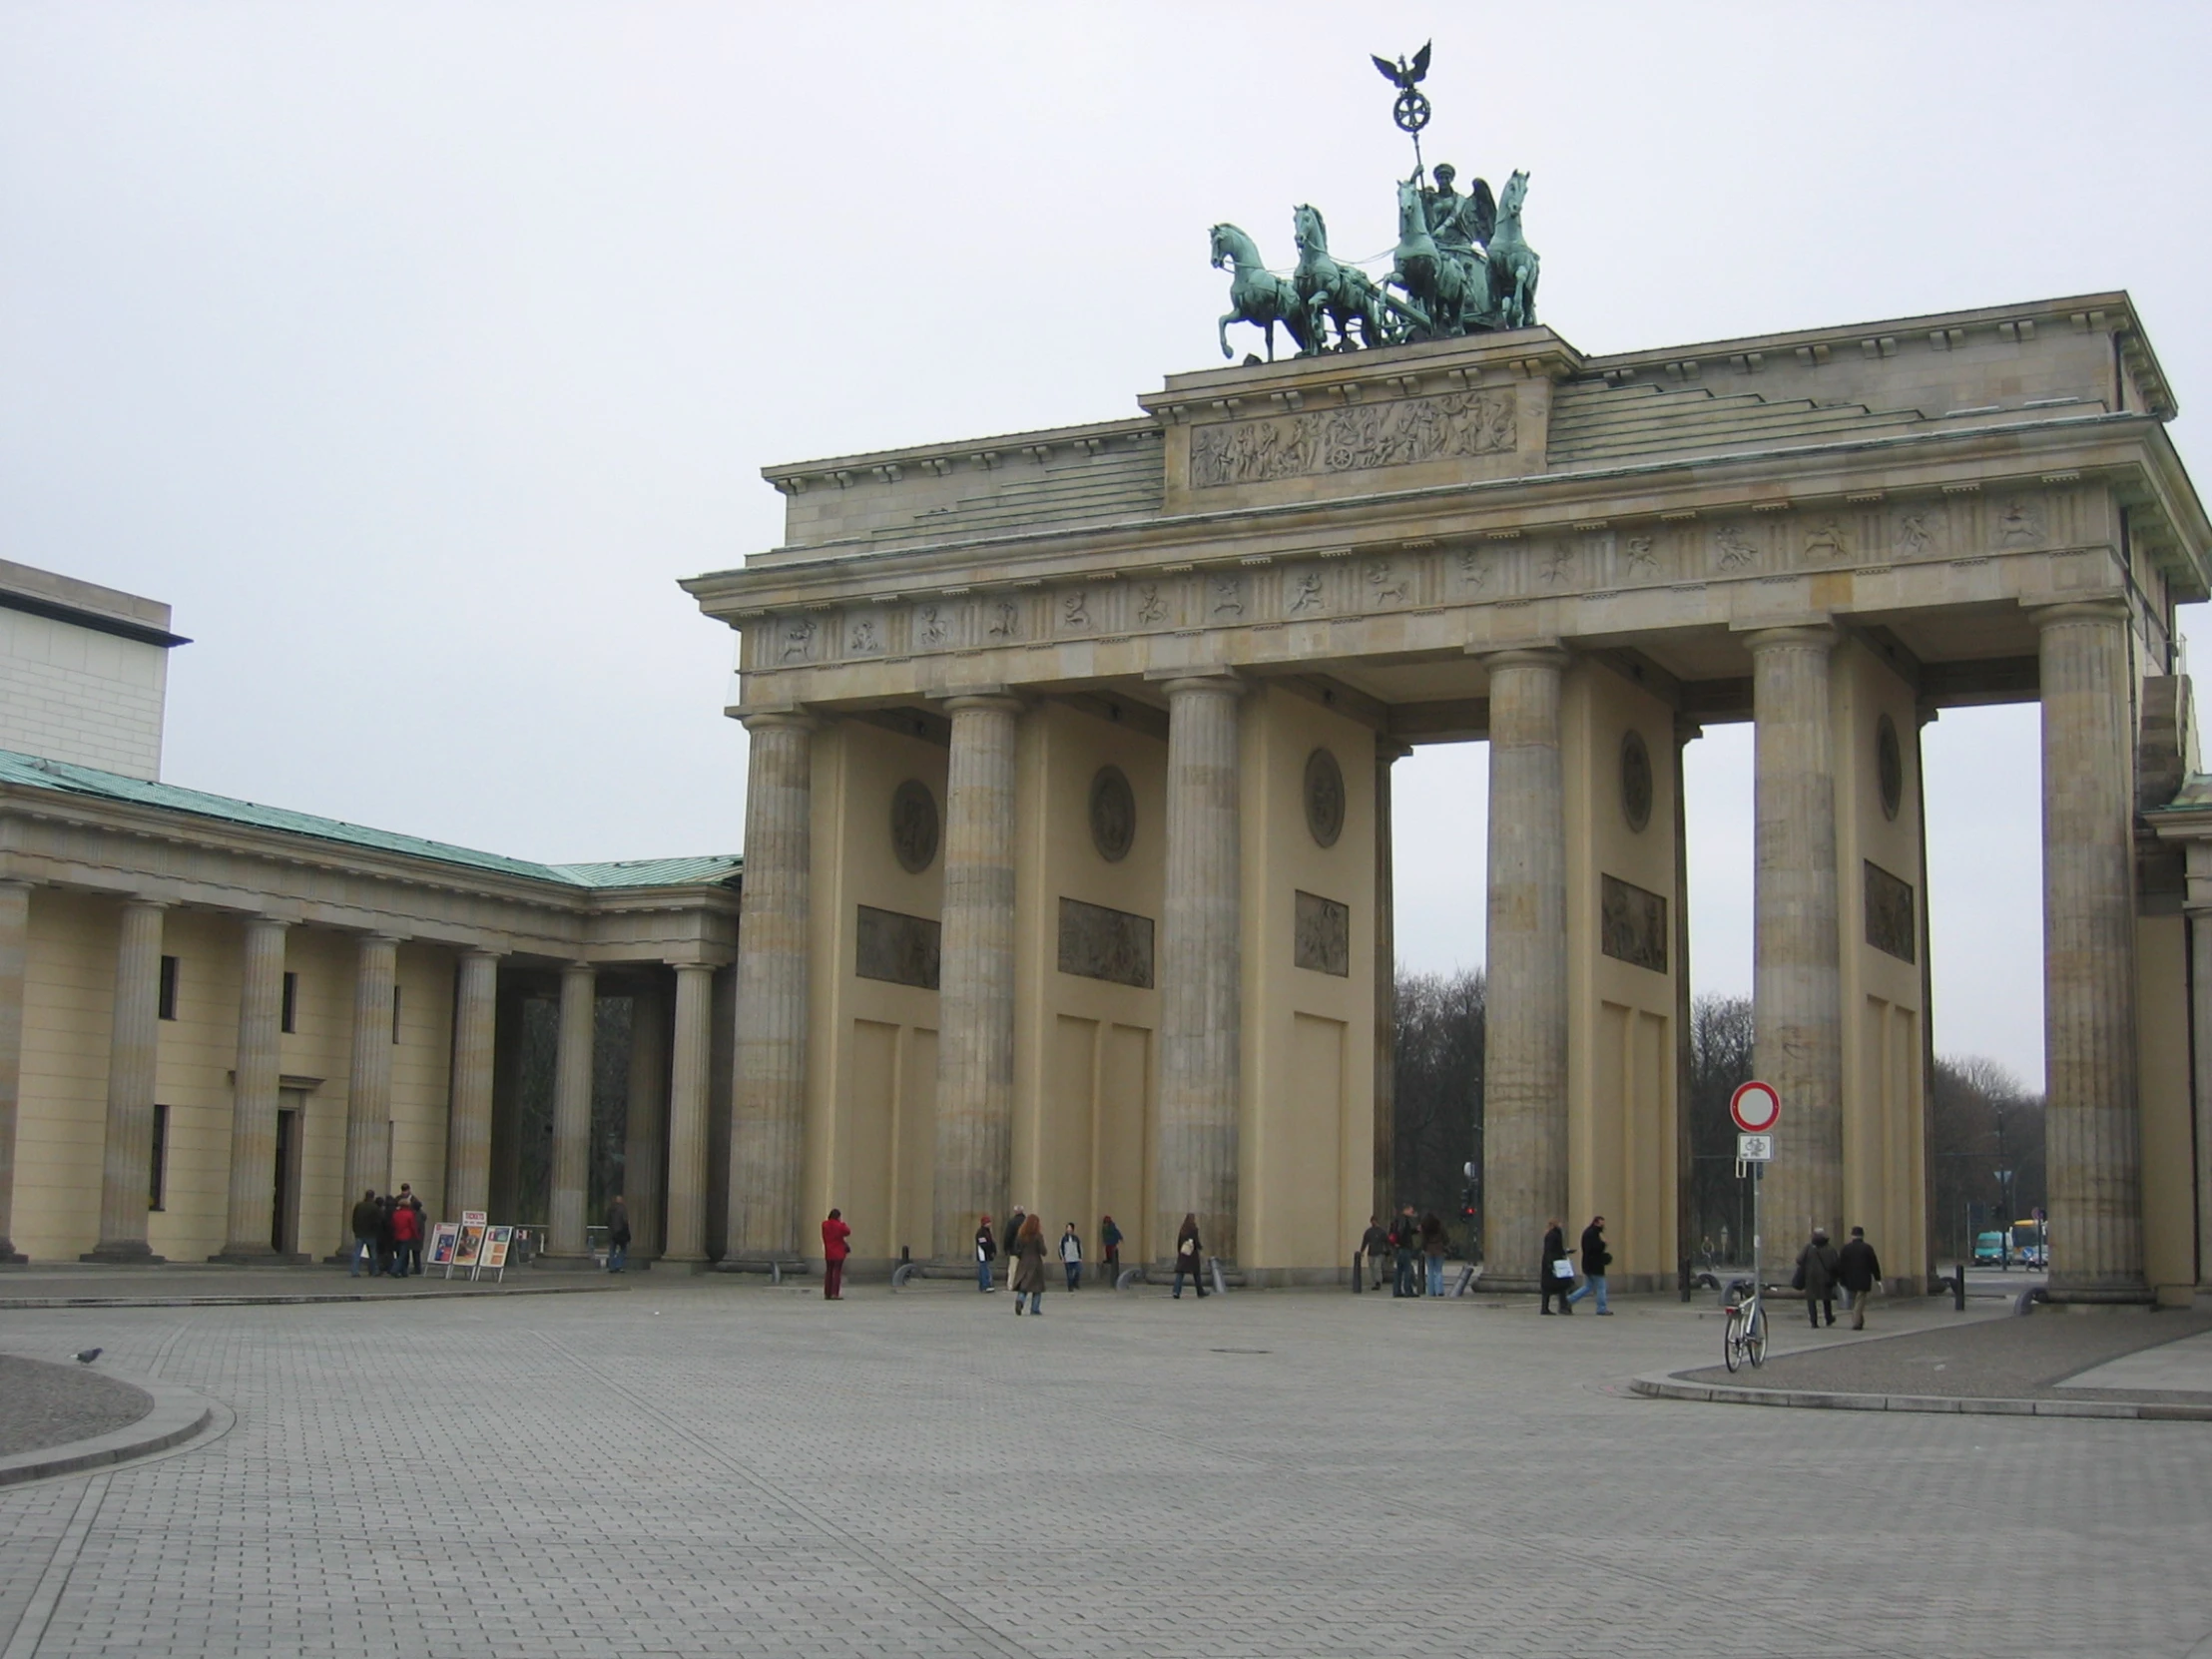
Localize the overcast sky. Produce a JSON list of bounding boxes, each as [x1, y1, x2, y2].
[[5, 3, 2209, 1089]]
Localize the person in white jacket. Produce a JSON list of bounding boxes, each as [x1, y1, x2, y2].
[[1058, 1223, 1083, 1292]]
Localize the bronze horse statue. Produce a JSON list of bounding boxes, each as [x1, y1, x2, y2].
[[1485, 170, 1540, 329], [1293, 204, 1408, 351], [1388, 173, 1486, 337], [1211, 223, 1316, 360]]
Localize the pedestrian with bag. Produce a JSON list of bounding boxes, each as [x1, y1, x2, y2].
[[1099, 1214, 1123, 1284], [821, 1207, 850, 1300], [1795, 1228, 1841, 1328], [1011, 1214, 1048, 1315], [348, 1189, 380, 1278], [974, 1216, 998, 1292], [1360, 1216, 1389, 1292], [605, 1195, 632, 1275], [1563, 1215, 1612, 1314], [1058, 1223, 1083, 1291], [1541, 1218, 1574, 1314], [1420, 1213, 1448, 1298], [1836, 1226, 1882, 1330], [1172, 1213, 1208, 1299]]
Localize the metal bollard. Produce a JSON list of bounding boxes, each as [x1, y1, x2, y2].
[[1951, 1264, 1966, 1311], [1352, 1253, 1363, 1294], [1679, 1256, 1693, 1304]]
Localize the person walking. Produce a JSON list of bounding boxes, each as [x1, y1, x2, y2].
[[974, 1216, 998, 1292], [1392, 1206, 1419, 1298], [1172, 1213, 1208, 1299], [1011, 1214, 1048, 1315], [605, 1195, 632, 1275], [1419, 1213, 1447, 1298], [348, 1189, 380, 1278], [1541, 1218, 1573, 1314], [1099, 1215, 1123, 1284], [1797, 1228, 1841, 1328], [1564, 1216, 1612, 1314], [1360, 1216, 1389, 1292], [1058, 1223, 1083, 1292], [1837, 1226, 1882, 1330], [821, 1207, 850, 1300]]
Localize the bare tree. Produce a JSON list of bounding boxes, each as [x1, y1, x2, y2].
[[1391, 968, 1484, 1252], [1932, 1055, 2044, 1261], [1686, 994, 1756, 1262]]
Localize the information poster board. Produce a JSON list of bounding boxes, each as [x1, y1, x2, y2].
[[476, 1225, 513, 1282], [427, 1223, 461, 1269], [454, 1211, 488, 1272]]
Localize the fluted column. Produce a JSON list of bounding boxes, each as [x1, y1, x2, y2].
[[2037, 600, 2146, 1301], [547, 961, 597, 1257], [1154, 674, 1244, 1265], [1478, 649, 1568, 1291], [0, 882, 32, 1263], [1374, 743, 1409, 1226], [215, 916, 289, 1259], [2191, 911, 2212, 1294], [86, 898, 167, 1261], [337, 934, 399, 1252], [664, 961, 716, 1264], [624, 975, 668, 1258], [932, 693, 1022, 1260], [1749, 625, 1844, 1266], [730, 712, 813, 1262], [444, 949, 501, 1217]]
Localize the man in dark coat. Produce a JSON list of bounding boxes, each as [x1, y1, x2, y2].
[[1541, 1219, 1573, 1314], [1360, 1217, 1388, 1292], [1564, 1216, 1613, 1314], [1797, 1228, 1841, 1328], [348, 1190, 380, 1278], [1837, 1226, 1883, 1330], [1391, 1205, 1419, 1298], [606, 1195, 632, 1275]]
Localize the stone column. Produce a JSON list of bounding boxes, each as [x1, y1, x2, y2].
[[215, 916, 289, 1260], [444, 949, 501, 1217], [664, 961, 716, 1264], [86, 898, 167, 1261], [2037, 600, 2146, 1301], [2191, 910, 2212, 1294], [0, 882, 31, 1264], [337, 934, 399, 1252], [1478, 649, 1568, 1292], [547, 961, 597, 1258], [624, 974, 668, 1257], [730, 713, 813, 1263], [1154, 674, 1244, 1266], [1374, 743, 1409, 1227], [1749, 625, 1845, 1267], [932, 693, 1022, 1260]]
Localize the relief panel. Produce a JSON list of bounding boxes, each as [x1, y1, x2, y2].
[[1294, 889, 1351, 977], [856, 905, 941, 990], [1599, 874, 1669, 974], [1864, 861, 1917, 963], [1057, 897, 1155, 989], [1187, 390, 1517, 490]]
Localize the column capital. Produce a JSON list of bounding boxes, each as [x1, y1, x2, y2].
[[1150, 670, 1246, 700], [356, 931, 405, 948], [1476, 644, 1570, 674], [120, 896, 172, 914], [2031, 598, 2132, 632], [1378, 740, 1414, 765], [1741, 622, 1842, 656], [740, 707, 818, 734], [938, 688, 1027, 717], [460, 946, 507, 964]]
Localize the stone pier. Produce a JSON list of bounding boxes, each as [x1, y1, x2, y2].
[[931, 693, 1021, 1260], [0, 882, 28, 1264], [86, 899, 167, 1261], [547, 961, 597, 1259], [337, 934, 398, 1251], [729, 712, 813, 1264], [1480, 650, 1568, 1292], [445, 949, 500, 1217], [2037, 601, 2146, 1301], [215, 916, 289, 1260], [663, 962, 716, 1265]]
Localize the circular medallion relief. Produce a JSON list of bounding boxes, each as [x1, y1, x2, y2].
[[1620, 730, 1653, 833], [1304, 748, 1346, 849], [1089, 766, 1136, 862], [889, 779, 939, 873], [1876, 714, 1904, 822]]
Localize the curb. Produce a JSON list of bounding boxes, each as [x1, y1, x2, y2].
[[1630, 1370, 2212, 1421], [0, 1368, 222, 1486], [0, 1281, 629, 1311]]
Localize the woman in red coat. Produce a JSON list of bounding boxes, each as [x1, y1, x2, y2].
[[821, 1208, 851, 1300]]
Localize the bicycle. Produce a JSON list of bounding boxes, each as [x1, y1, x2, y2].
[[1721, 1276, 1768, 1373]]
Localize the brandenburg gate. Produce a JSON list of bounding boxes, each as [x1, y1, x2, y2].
[[685, 285, 2209, 1303]]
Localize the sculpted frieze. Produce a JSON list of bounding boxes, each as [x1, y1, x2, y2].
[[1189, 390, 1515, 490]]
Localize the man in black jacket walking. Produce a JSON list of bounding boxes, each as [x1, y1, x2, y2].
[[348, 1190, 380, 1278], [1837, 1226, 1883, 1330], [1540, 1219, 1573, 1314], [1564, 1216, 1613, 1315]]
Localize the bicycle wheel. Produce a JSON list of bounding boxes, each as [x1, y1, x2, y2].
[[1745, 1304, 1769, 1369], [1722, 1307, 1744, 1373]]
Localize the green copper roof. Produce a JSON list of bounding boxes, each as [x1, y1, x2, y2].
[[0, 749, 740, 892]]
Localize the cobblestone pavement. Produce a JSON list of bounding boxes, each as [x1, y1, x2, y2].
[[2, 1284, 2208, 1658]]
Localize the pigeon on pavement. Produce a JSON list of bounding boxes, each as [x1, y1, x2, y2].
[[73, 1348, 102, 1364]]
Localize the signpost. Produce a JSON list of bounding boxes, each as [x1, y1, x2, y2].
[[1729, 1082, 1783, 1288]]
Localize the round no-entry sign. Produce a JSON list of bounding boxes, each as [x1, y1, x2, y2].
[[1730, 1079, 1782, 1134]]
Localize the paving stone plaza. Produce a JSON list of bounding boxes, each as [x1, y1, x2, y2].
[[4, 1282, 2210, 1658]]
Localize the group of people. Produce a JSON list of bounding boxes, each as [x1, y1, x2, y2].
[[1361, 1208, 1453, 1298], [1540, 1216, 1613, 1314], [1794, 1226, 1885, 1329], [348, 1185, 427, 1278], [971, 1209, 1163, 1311]]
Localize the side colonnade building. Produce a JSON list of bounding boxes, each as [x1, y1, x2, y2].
[[687, 292, 2212, 1303], [0, 560, 742, 1267]]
